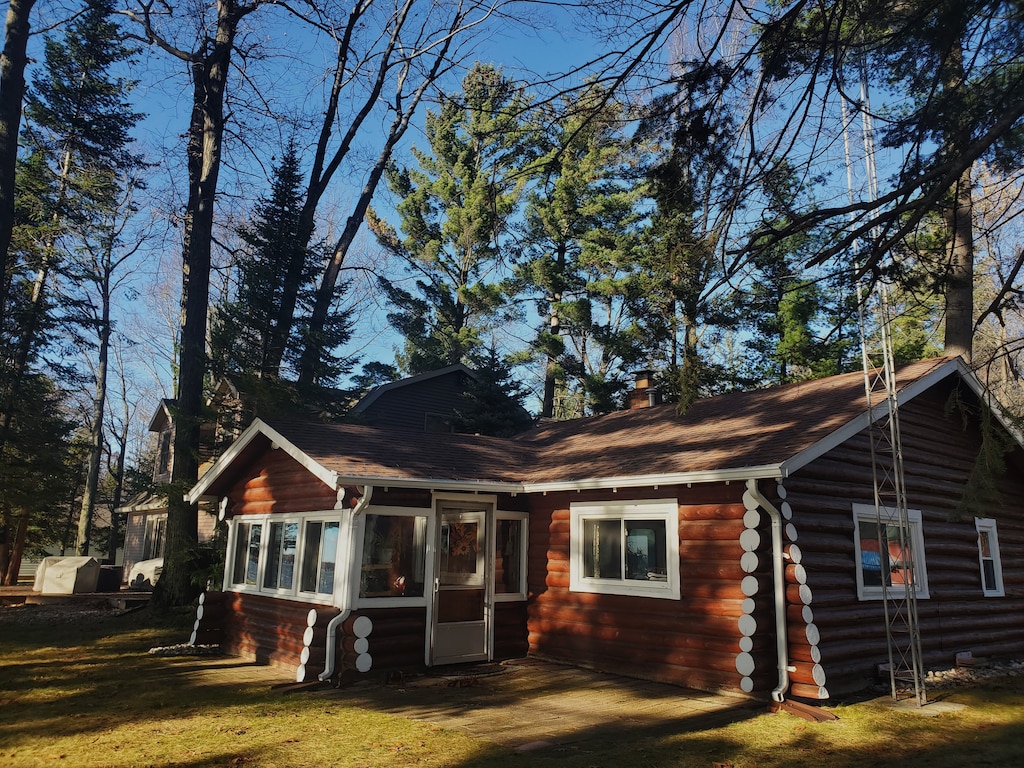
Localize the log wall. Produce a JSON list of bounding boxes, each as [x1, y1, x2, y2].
[[221, 591, 333, 673], [526, 484, 773, 695], [227, 445, 338, 516], [784, 381, 1024, 699]]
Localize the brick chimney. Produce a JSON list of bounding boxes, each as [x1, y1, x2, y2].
[[628, 369, 662, 409]]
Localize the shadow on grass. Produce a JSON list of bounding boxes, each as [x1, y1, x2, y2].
[[0, 607, 289, 744], [4, 608, 1024, 768]]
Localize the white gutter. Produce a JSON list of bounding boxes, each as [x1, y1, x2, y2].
[[319, 485, 374, 683], [745, 478, 791, 703], [523, 465, 784, 494]]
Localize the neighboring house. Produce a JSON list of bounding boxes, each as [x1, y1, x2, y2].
[[186, 356, 1024, 705], [118, 395, 225, 585]]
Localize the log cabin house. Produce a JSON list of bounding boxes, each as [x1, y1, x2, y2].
[[186, 356, 1024, 704]]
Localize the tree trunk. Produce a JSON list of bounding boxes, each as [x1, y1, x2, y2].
[[0, 0, 35, 328], [75, 277, 110, 556], [940, 27, 974, 364], [541, 242, 566, 419], [105, 417, 128, 563], [943, 164, 974, 363], [2, 513, 26, 584], [159, 2, 244, 607]]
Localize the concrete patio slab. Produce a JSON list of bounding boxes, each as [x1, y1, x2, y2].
[[318, 658, 763, 751]]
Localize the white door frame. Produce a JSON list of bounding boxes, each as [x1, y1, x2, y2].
[[427, 495, 495, 666]]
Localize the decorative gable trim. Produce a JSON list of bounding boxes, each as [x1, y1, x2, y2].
[[186, 419, 339, 503]]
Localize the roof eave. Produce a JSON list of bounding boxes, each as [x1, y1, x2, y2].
[[781, 357, 969, 477], [522, 464, 785, 493], [332, 475, 523, 493]]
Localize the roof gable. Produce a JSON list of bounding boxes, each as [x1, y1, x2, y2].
[[352, 364, 476, 415]]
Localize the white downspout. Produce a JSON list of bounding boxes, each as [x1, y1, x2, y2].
[[746, 478, 791, 703], [319, 485, 374, 683]]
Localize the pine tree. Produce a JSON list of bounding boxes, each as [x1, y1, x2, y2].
[[0, 0, 142, 561], [516, 87, 644, 418], [453, 347, 533, 437], [368, 63, 528, 375], [211, 143, 316, 380], [632, 61, 748, 411]]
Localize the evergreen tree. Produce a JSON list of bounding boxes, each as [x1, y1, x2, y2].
[[756, 0, 1024, 364], [0, 373, 75, 584], [368, 63, 528, 375], [0, 0, 37, 331], [212, 141, 356, 409], [516, 87, 644, 418], [735, 166, 859, 386], [212, 143, 322, 380], [0, 0, 141, 562], [453, 347, 533, 437], [635, 61, 743, 410]]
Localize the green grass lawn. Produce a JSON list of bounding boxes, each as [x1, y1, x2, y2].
[[2, 604, 1023, 767]]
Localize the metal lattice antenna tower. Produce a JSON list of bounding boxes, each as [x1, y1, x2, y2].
[[844, 62, 927, 706]]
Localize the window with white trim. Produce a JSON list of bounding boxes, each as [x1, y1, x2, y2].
[[263, 521, 298, 591], [358, 511, 428, 600], [852, 503, 929, 600], [570, 500, 680, 600], [301, 519, 341, 594], [494, 513, 528, 600], [227, 513, 341, 601], [231, 521, 262, 587], [975, 518, 1004, 597]]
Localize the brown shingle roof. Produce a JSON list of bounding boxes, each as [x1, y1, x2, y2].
[[259, 357, 955, 487], [517, 357, 954, 483], [264, 420, 531, 484]]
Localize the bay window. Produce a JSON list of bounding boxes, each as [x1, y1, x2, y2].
[[227, 513, 341, 601]]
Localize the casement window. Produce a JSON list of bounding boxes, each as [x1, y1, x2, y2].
[[358, 511, 428, 601], [227, 513, 342, 601], [231, 521, 262, 587], [975, 518, 1004, 597], [852, 503, 929, 600], [494, 513, 528, 601], [300, 520, 341, 594], [263, 522, 298, 591], [142, 515, 167, 561], [569, 500, 680, 600]]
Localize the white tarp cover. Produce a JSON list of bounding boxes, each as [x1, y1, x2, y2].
[[128, 558, 163, 589], [33, 556, 101, 595]]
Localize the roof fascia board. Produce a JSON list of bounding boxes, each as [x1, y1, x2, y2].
[[146, 399, 174, 432], [523, 465, 784, 493], [115, 499, 168, 514], [946, 358, 1024, 447], [781, 358, 970, 477], [333, 476, 523, 493], [185, 419, 339, 503]]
